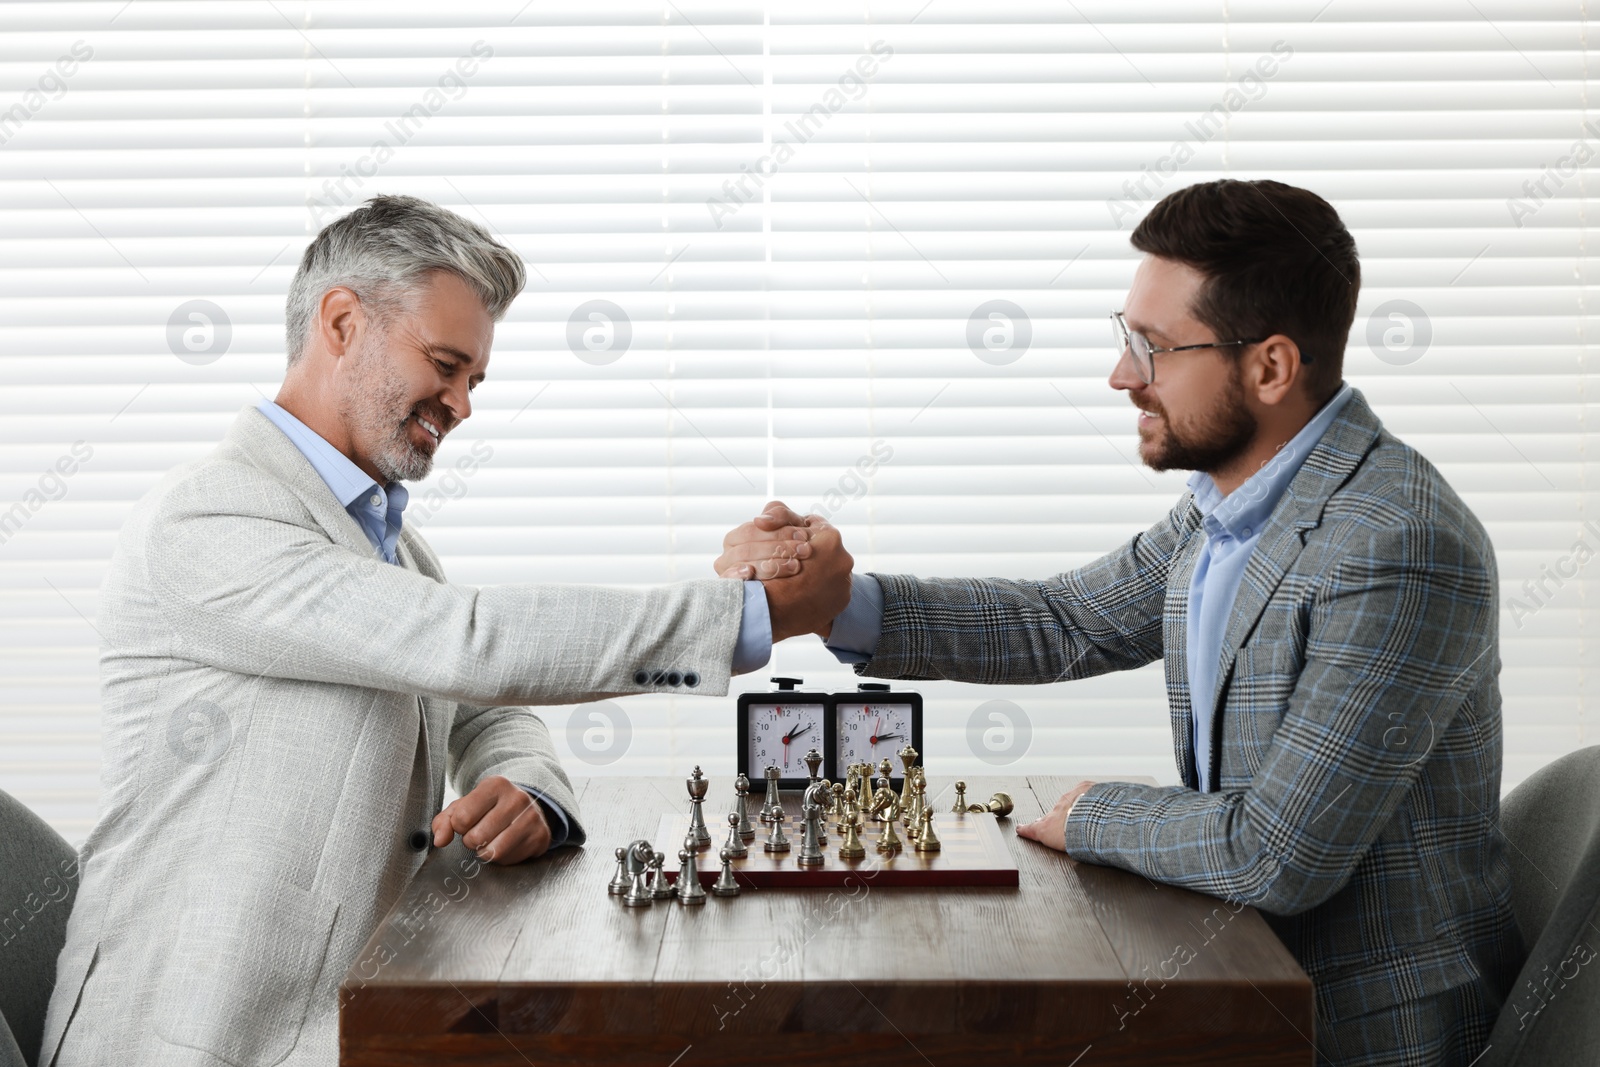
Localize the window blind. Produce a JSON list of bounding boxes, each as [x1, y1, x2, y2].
[[0, 0, 1590, 842]]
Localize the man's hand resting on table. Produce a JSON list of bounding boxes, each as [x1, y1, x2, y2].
[[715, 500, 854, 643], [432, 774, 551, 864], [1016, 780, 1096, 852]]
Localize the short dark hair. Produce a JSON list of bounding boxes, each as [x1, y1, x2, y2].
[[1129, 179, 1359, 405]]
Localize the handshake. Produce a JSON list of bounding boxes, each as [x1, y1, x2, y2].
[[714, 501, 854, 644]]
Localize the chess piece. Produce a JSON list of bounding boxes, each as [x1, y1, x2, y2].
[[897, 744, 918, 810], [686, 765, 712, 849], [733, 772, 756, 841], [622, 840, 655, 907], [648, 849, 675, 899], [857, 762, 874, 815], [914, 806, 941, 853], [871, 776, 902, 854], [903, 767, 926, 838], [803, 748, 823, 791], [967, 792, 1015, 818], [952, 781, 968, 814], [797, 797, 825, 867], [676, 848, 707, 905], [763, 808, 790, 853], [876, 805, 903, 854], [837, 800, 866, 860], [711, 846, 741, 897], [803, 780, 829, 847], [722, 810, 749, 860], [607, 845, 629, 895], [760, 765, 783, 824], [831, 782, 848, 832]]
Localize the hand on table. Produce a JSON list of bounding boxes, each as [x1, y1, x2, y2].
[[1015, 780, 1096, 852], [715, 500, 854, 643], [431, 774, 551, 864]]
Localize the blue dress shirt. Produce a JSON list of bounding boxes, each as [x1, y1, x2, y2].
[[255, 399, 581, 848], [822, 383, 1355, 794]]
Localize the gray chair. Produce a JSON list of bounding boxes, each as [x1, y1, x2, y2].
[[0, 790, 81, 1067], [1479, 745, 1600, 1066]]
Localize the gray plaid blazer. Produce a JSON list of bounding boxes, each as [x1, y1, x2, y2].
[[860, 387, 1521, 1063]]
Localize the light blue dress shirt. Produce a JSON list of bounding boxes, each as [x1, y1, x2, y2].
[[254, 399, 582, 848], [1184, 383, 1351, 790], [823, 383, 1355, 794]]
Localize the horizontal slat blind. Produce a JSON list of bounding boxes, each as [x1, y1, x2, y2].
[[0, 0, 1593, 841]]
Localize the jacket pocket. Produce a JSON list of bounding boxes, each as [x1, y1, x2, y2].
[[155, 867, 340, 1067]]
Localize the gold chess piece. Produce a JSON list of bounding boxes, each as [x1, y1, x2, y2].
[[913, 806, 941, 853], [830, 782, 848, 831], [871, 776, 903, 854], [897, 744, 918, 810], [951, 781, 968, 814], [857, 762, 874, 815], [967, 791, 1015, 818], [837, 797, 866, 860]]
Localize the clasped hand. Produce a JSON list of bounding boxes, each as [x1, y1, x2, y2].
[[714, 501, 853, 643]]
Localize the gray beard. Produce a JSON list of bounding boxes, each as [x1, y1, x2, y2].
[[339, 336, 434, 483]]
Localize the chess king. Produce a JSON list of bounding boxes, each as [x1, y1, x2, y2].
[[719, 180, 1521, 1067], [40, 195, 856, 1067]]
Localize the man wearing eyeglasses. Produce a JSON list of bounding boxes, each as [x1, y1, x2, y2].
[[719, 179, 1520, 1065]]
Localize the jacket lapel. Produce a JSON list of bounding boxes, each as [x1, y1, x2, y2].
[[1163, 495, 1204, 787], [1203, 389, 1385, 734]]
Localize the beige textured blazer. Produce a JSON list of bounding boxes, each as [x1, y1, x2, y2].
[[41, 405, 743, 1066]]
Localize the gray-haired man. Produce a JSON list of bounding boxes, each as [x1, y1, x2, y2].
[[39, 196, 851, 1066]]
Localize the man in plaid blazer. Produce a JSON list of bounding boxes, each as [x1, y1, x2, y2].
[[718, 180, 1522, 1065]]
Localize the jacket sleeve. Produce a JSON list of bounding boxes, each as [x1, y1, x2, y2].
[[135, 462, 744, 707], [859, 495, 1198, 685], [1061, 520, 1499, 916], [452, 702, 587, 847]]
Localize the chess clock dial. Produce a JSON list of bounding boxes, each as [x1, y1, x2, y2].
[[834, 683, 924, 784], [737, 677, 835, 790]]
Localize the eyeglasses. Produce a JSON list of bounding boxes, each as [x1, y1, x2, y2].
[[1110, 311, 1265, 385]]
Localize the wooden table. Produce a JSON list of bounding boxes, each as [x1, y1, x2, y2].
[[340, 775, 1314, 1066]]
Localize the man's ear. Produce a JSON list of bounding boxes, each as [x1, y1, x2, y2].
[[1249, 333, 1303, 406], [315, 286, 363, 360]]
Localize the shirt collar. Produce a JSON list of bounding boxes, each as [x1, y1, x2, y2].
[[1185, 382, 1354, 541], [254, 398, 406, 514]]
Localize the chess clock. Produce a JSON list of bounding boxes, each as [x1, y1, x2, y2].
[[737, 677, 835, 789], [833, 682, 923, 785]]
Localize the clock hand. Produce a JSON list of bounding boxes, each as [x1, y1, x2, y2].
[[877, 732, 903, 742], [782, 723, 812, 744]]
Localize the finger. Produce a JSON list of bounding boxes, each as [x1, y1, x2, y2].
[[750, 557, 800, 580], [719, 540, 812, 565], [753, 501, 810, 531], [432, 809, 456, 847], [1015, 819, 1039, 841], [719, 563, 756, 580], [481, 803, 551, 864], [460, 792, 530, 853], [445, 781, 502, 839], [722, 521, 810, 550]]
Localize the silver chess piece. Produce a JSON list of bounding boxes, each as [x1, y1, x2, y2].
[[722, 810, 749, 860], [622, 840, 656, 907], [796, 796, 825, 867], [803, 748, 823, 792], [804, 780, 830, 847], [686, 765, 712, 849], [607, 845, 629, 895], [760, 764, 783, 824], [648, 849, 675, 900], [711, 846, 741, 897], [733, 772, 756, 841], [676, 848, 707, 905], [764, 808, 790, 853]]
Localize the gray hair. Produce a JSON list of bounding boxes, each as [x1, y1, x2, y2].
[[285, 194, 526, 364]]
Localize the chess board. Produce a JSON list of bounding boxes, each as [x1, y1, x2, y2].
[[655, 809, 1020, 888]]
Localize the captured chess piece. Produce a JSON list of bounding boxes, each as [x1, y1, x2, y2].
[[711, 846, 741, 897], [686, 765, 712, 849], [967, 792, 1015, 818], [722, 810, 749, 860], [764, 807, 791, 853], [676, 848, 707, 905], [951, 781, 968, 814], [607, 845, 629, 895], [648, 849, 675, 900], [622, 840, 656, 907], [760, 765, 783, 824], [733, 772, 756, 841], [914, 806, 941, 853]]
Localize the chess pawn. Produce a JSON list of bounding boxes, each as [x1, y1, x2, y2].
[[733, 772, 756, 841], [686, 765, 712, 849], [722, 810, 749, 860], [897, 744, 918, 810], [760, 765, 783, 825], [711, 846, 741, 897], [914, 806, 941, 853], [607, 846, 629, 895], [968, 792, 1015, 818], [952, 781, 968, 815], [876, 803, 903, 854], [648, 850, 675, 899], [763, 809, 791, 853], [831, 782, 849, 832], [837, 805, 866, 860], [623, 841, 655, 907], [676, 848, 707, 905]]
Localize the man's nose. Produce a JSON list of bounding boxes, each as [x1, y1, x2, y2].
[[1108, 342, 1143, 392]]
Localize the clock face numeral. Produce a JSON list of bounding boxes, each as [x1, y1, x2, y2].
[[835, 702, 915, 771], [746, 702, 827, 777]]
